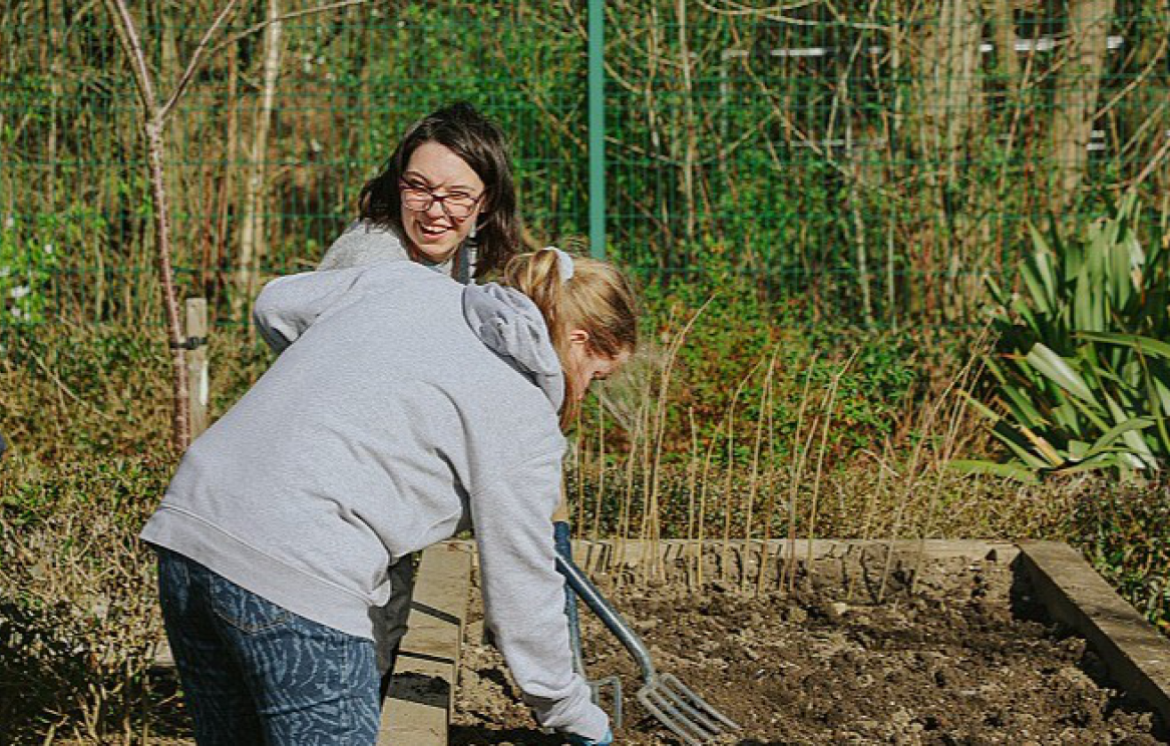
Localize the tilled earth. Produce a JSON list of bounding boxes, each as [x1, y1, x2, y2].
[[451, 551, 1166, 745]]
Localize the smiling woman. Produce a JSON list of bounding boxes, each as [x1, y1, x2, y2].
[[317, 102, 522, 283], [396, 141, 486, 263]]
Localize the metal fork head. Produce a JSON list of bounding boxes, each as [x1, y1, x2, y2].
[[636, 672, 740, 745], [588, 674, 623, 729]]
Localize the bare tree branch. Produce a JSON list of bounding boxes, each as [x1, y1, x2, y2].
[[100, 0, 157, 110], [695, 0, 889, 30], [160, 0, 244, 123], [1129, 133, 1170, 190], [101, 0, 191, 450], [208, 0, 373, 59]]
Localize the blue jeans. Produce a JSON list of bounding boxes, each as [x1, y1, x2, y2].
[[156, 547, 380, 745]]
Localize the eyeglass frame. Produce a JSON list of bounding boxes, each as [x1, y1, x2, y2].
[[397, 178, 485, 221]]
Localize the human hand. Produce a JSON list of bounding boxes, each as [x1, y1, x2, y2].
[[566, 729, 613, 746]]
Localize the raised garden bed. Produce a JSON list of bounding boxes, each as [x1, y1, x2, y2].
[[451, 541, 1168, 745]]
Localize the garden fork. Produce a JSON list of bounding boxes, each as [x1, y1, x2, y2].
[[554, 521, 623, 727], [553, 527, 740, 745]]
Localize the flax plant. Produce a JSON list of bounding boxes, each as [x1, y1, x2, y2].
[[960, 194, 1170, 479]]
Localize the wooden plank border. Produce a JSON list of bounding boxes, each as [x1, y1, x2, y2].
[[379, 541, 473, 746], [1016, 540, 1170, 732]]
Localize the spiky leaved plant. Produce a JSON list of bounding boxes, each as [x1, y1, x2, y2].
[[956, 193, 1170, 480]]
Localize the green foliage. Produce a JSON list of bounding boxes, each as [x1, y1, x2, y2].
[[0, 213, 58, 327], [961, 195, 1170, 478], [1070, 482, 1170, 635], [0, 454, 170, 741], [0, 206, 112, 329], [600, 251, 918, 465]]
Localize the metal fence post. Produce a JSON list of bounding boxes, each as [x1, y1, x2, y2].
[[588, 0, 605, 260]]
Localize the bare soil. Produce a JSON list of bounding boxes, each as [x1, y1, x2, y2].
[[451, 547, 1166, 745]]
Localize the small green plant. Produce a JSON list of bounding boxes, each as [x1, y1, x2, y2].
[[957, 194, 1170, 480], [0, 207, 108, 331], [0, 213, 57, 327]]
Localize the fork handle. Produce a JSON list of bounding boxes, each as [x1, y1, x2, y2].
[[554, 545, 657, 684], [553, 521, 588, 676]]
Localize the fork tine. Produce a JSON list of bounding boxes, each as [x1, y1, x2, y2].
[[638, 685, 709, 745], [588, 675, 623, 729], [655, 676, 723, 734], [661, 673, 740, 730]]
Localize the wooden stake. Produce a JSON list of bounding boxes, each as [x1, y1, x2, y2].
[[185, 297, 209, 439]]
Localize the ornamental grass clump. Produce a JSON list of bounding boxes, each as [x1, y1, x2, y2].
[[959, 194, 1170, 480]]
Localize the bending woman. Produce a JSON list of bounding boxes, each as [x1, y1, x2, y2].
[[141, 248, 632, 744]]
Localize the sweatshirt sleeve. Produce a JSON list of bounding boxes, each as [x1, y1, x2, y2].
[[469, 449, 610, 741], [252, 268, 366, 353]]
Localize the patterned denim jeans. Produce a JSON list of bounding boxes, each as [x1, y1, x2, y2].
[[156, 547, 380, 745]]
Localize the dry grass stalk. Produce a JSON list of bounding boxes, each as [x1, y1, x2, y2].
[[804, 350, 859, 590], [639, 299, 711, 586], [908, 332, 990, 592], [720, 357, 765, 582], [685, 407, 701, 589], [877, 376, 954, 601], [742, 345, 779, 591], [694, 411, 723, 589], [588, 396, 607, 574], [757, 359, 783, 596], [784, 352, 821, 594], [848, 443, 899, 600], [611, 390, 648, 583]]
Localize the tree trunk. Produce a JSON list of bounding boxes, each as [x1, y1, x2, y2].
[[676, 0, 697, 247], [101, 0, 192, 451], [211, 44, 239, 305], [147, 118, 192, 451], [908, 0, 985, 323], [1050, 0, 1115, 212], [233, 0, 283, 321], [916, 0, 985, 180], [990, 0, 1021, 91]]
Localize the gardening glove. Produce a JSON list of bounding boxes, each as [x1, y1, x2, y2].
[[566, 729, 613, 746]]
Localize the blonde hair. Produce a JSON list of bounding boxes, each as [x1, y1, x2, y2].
[[502, 247, 638, 425]]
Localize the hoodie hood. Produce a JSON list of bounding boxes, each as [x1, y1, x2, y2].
[[463, 283, 565, 411]]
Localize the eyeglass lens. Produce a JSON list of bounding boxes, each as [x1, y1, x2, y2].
[[400, 181, 479, 219]]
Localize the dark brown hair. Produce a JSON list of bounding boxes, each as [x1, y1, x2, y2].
[[358, 102, 521, 279]]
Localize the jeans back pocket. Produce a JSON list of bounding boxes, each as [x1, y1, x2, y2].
[[208, 575, 292, 634]]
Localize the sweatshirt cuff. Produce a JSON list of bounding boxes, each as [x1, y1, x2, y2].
[[528, 676, 610, 741], [569, 703, 611, 742]]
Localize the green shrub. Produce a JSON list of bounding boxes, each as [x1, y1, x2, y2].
[[0, 455, 170, 742], [1069, 481, 1170, 635], [605, 258, 919, 467]]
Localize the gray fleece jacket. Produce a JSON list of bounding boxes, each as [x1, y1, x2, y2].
[[141, 262, 605, 739], [317, 218, 476, 284]]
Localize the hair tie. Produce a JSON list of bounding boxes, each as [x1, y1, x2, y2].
[[549, 247, 575, 283]]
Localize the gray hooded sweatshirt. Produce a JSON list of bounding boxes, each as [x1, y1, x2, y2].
[[140, 261, 605, 739], [317, 219, 476, 284]]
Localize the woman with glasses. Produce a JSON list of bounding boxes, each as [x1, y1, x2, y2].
[[313, 101, 526, 689], [317, 102, 522, 285]]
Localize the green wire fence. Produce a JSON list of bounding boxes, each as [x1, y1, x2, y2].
[[1, 0, 1168, 332]]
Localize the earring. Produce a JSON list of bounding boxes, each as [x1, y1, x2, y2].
[[469, 221, 478, 240]]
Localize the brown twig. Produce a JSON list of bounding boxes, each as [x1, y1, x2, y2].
[[159, 0, 243, 123], [206, 0, 373, 60]]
